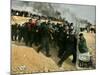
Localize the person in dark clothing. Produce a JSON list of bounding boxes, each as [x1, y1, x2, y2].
[[11, 24, 15, 41], [33, 25, 39, 46], [27, 22, 32, 46], [52, 24, 59, 48], [33, 19, 41, 46], [18, 24, 25, 42], [24, 19, 36, 47], [35, 22, 43, 46], [57, 34, 77, 67], [57, 25, 69, 58], [17, 24, 21, 42], [23, 22, 29, 46], [15, 23, 18, 41], [68, 23, 74, 35], [24, 19, 32, 46], [11, 23, 18, 41], [37, 22, 51, 57], [78, 33, 88, 53]]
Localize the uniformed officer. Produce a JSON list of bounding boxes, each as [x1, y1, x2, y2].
[[37, 22, 51, 57]]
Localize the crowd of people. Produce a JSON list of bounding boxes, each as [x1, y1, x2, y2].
[[11, 9, 94, 68], [11, 18, 78, 67]]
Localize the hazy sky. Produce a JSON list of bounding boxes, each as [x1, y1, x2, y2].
[[12, 0, 96, 24], [52, 3, 96, 24]]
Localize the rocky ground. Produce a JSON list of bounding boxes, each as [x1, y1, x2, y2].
[[11, 32, 96, 74]]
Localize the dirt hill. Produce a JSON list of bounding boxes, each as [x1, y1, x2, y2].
[[11, 42, 76, 74]]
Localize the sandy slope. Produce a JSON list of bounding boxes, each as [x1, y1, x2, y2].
[[11, 43, 76, 74], [11, 32, 95, 74]]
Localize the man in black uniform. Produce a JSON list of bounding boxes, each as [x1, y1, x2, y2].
[[57, 34, 77, 67], [57, 24, 67, 58], [37, 22, 51, 57], [33, 19, 41, 46], [24, 19, 32, 46], [57, 23, 77, 67]]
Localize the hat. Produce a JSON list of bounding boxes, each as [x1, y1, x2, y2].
[[79, 33, 83, 36]]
